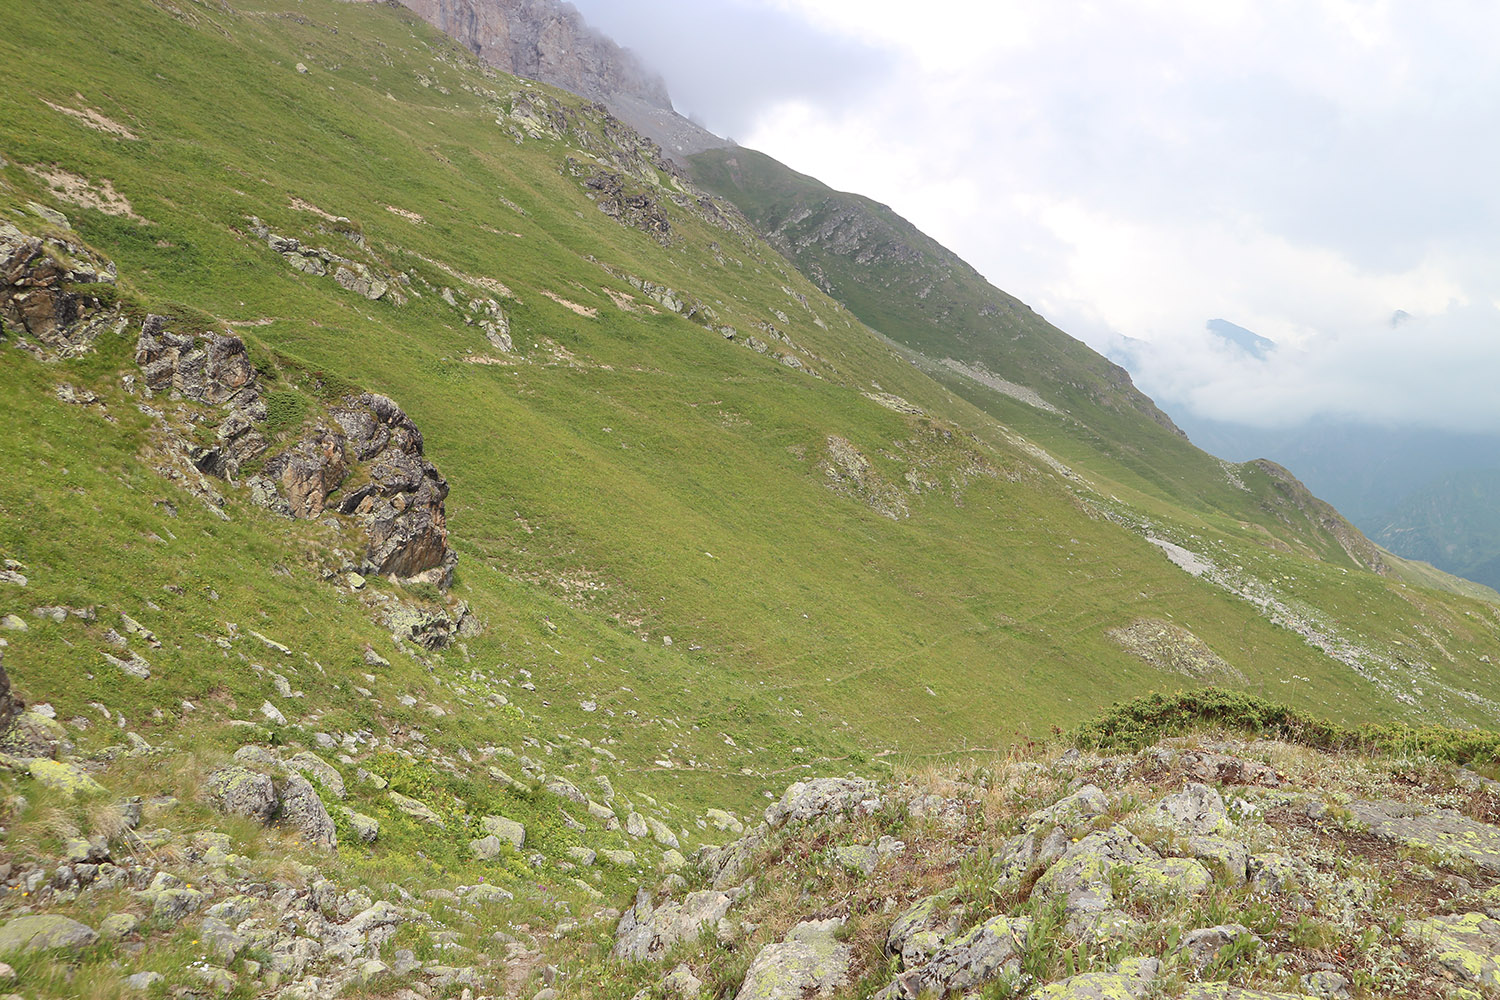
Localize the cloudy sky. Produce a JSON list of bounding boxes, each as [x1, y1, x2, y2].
[[569, 0, 1500, 432]]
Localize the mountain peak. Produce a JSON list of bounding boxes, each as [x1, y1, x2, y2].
[[397, 0, 672, 108]]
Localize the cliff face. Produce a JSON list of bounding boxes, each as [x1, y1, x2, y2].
[[398, 0, 671, 107]]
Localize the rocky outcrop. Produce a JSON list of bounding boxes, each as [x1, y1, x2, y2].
[[398, 0, 670, 107], [136, 317, 270, 480], [613, 888, 735, 962], [580, 168, 671, 243], [131, 313, 457, 588], [0, 221, 125, 358], [331, 394, 456, 585]]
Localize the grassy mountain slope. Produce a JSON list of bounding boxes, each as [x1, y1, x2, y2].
[[1375, 469, 1500, 591], [2, 0, 1499, 778], [1, 1, 1500, 997]]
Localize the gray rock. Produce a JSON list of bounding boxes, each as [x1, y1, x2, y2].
[[765, 778, 879, 827], [279, 774, 337, 849], [613, 888, 734, 961], [0, 914, 99, 955], [341, 807, 380, 843], [734, 918, 851, 1000], [481, 815, 525, 848], [1032, 957, 1161, 999], [99, 913, 139, 939], [663, 963, 702, 998], [878, 914, 1029, 999], [1181, 923, 1257, 969], [626, 811, 649, 837], [123, 971, 164, 990], [1350, 798, 1500, 873], [706, 808, 743, 833], [389, 790, 443, 825], [647, 815, 680, 848], [287, 751, 346, 799], [1155, 783, 1231, 836], [601, 849, 637, 866], [470, 834, 505, 860], [151, 887, 206, 922], [833, 844, 878, 875], [886, 893, 962, 969], [568, 846, 598, 866], [1300, 971, 1351, 998], [1033, 825, 1157, 915], [545, 776, 587, 804]]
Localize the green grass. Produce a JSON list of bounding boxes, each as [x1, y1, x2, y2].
[[0, 0, 1499, 919]]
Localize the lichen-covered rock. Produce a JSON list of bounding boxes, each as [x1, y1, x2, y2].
[[613, 888, 734, 961], [993, 785, 1112, 892], [1348, 799, 1500, 873], [28, 758, 105, 795], [206, 766, 278, 823], [878, 913, 1029, 999], [2, 709, 70, 759], [1181, 923, 1257, 970], [287, 751, 346, 799], [279, 773, 337, 849], [1033, 825, 1156, 915], [481, 814, 525, 848], [0, 914, 99, 955], [1155, 782, 1230, 836], [1033, 957, 1161, 999], [765, 777, 878, 827], [470, 834, 505, 860], [1126, 856, 1214, 899], [734, 918, 852, 1000], [1184, 835, 1249, 884], [886, 892, 962, 969], [389, 790, 443, 825], [341, 807, 380, 843], [1406, 912, 1500, 986]]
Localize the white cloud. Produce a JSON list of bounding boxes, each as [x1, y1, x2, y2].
[[573, 0, 1500, 431]]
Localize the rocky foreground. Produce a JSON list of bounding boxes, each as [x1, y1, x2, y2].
[[9, 725, 1500, 999]]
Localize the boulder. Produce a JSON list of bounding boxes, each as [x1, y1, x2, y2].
[[2, 710, 70, 759], [331, 393, 456, 587], [279, 773, 337, 849], [206, 766, 278, 824], [388, 791, 443, 825], [886, 893, 962, 969], [1405, 912, 1500, 987], [263, 425, 348, 518], [734, 918, 852, 1000], [0, 222, 121, 355], [613, 888, 734, 961], [470, 834, 505, 860], [1155, 783, 1231, 836], [0, 914, 99, 955], [481, 815, 525, 848], [287, 751, 346, 799], [28, 758, 104, 795], [1033, 957, 1161, 999], [1181, 923, 1257, 969], [765, 778, 879, 827], [1032, 825, 1157, 915], [878, 914, 1029, 999], [1349, 799, 1500, 873], [0, 650, 20, 738], [341, 807, 380, 843]]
